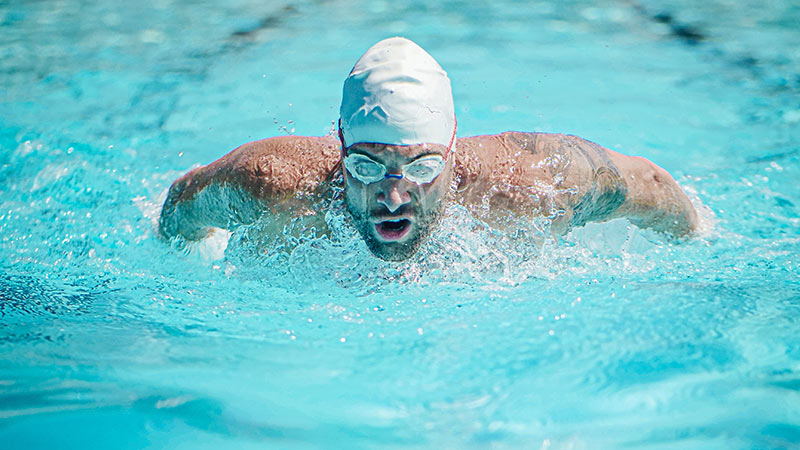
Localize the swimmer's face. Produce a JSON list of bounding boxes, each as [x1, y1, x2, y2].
[[342, 142, 454, 261]]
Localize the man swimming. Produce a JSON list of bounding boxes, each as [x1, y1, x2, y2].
[[159, 37, 697, 261]]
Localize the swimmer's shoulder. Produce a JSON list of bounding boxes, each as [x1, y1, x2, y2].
[[219, 134, 341, 200], [457, 131, 578, 156], [455, 132, 573, 181]]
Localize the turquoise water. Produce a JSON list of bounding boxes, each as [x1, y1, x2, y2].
[[2, 0, 799, 448]]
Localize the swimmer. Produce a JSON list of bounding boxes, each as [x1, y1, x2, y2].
[[159, 37, 697, 261]]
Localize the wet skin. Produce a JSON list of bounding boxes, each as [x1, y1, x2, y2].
[[342, 142, 455, 261], [159, 132, 698, 260]]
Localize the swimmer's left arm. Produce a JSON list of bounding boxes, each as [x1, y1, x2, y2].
[[606, 149, 698, 237], [555, 135, 698, 237]]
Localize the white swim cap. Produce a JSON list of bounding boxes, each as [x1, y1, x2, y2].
[[340, 37, 455, 148]]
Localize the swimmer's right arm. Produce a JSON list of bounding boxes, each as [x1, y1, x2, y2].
[[158, 142, 267, 241], [158, 135, 341, 241]]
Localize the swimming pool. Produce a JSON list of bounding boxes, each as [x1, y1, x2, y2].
[[1, 0, 798, 448]]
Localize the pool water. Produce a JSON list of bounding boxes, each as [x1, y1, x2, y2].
[[2, 0, 799, 448]]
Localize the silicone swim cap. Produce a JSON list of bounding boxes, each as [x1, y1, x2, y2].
[[340, 37, 455, 148]]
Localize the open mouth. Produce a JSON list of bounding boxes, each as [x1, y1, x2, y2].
[[374, 219, 412, 241]]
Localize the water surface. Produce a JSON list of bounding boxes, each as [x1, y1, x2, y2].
[[1, 0, 799, 448]]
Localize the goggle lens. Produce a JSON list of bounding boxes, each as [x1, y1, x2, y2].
[[344, 154, 446, 185]]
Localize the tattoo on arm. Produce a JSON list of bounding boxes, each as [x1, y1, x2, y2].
[[565, 137, 628, 227], [506, 132, 540, 155]]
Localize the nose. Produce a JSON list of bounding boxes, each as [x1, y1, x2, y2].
[[377, 178, 411, 213]]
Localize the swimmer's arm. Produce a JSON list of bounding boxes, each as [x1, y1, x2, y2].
[[556, 135, 698, 237], [158, 145, 268, 241], [158, 135, 340, 241], [606, 150, 698, 236]]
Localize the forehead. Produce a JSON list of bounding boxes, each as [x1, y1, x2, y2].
[[346, 142, 448, 159]]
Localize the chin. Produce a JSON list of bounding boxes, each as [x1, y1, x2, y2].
[[346, 205, 441, 262], [364, 234, 424, 261]]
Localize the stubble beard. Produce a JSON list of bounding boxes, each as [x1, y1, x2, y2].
[[345, 196, 446, 262]]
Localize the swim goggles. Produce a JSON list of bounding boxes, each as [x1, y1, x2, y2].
[[342, 124, 456, 185], [344, 153, 446, 185]]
